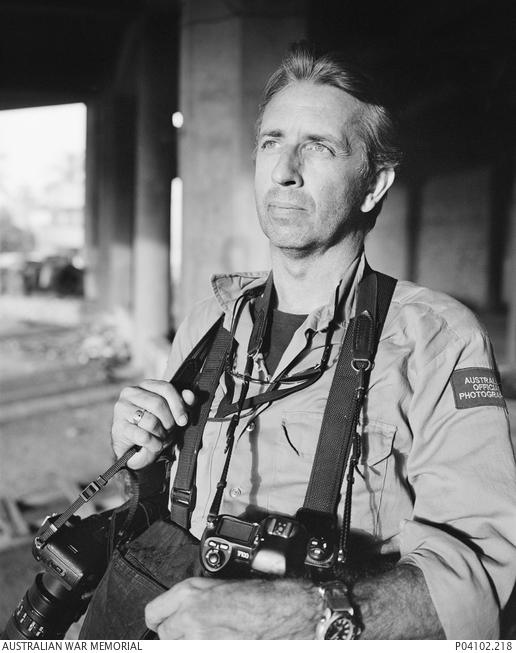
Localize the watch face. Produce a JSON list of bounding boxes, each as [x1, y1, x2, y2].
[[325, 614, 356, 640]]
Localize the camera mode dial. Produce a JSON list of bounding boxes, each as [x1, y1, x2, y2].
[[206, 549, 223, 569], [203, 539, 230, 571], [307, 537, 330, 562]]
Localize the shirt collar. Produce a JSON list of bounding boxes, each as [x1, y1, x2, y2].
[[305, 253, 364, 333], [210, 251, 367, 334]]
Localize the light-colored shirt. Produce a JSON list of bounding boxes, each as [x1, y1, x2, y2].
[[163, 254, 516, 639]]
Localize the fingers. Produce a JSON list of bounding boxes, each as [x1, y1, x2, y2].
[[182, 389, 196, 406], [120, 423, 164, 453], [111, 380, 196, 469], [123, 404, 168, 440], [145, 580, 190, 631], [122, 442, 160, 470], [145, 578, 220, 634], [145, 587, 180, 634], [122, 382, 183, 430], [145, 578, 264, 639]]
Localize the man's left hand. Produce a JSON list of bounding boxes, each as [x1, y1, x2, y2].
[[144, 576, 321, 639]]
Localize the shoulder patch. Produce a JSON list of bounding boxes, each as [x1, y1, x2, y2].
[[451, 367, 506, 409]]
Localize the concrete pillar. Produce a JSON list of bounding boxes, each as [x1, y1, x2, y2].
[[83, 102, 100, 301], [506, 169, 516, 365], [405, 174, 424, 283], [107, 95, 136, 314], [366, 184, 409, 280], [487, 152, 514, 312], [133, 11, 178, 371], [96, 93, 136, 317], [416, 167, 491, 308], [177, 0, 308, 322]]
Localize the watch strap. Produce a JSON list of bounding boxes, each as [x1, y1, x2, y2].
[[315, 581, 361, 640]]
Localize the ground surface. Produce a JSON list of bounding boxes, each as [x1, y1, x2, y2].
[[0, 398, 124, 638], [0, 294, 132, 636]]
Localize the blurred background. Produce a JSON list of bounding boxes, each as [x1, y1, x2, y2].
[[0, 0, 515, 637]]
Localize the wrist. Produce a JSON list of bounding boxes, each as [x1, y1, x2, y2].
[[297, 579, 326, 628], [315, 580, 362, 640]]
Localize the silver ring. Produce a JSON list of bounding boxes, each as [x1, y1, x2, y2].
[[130, 408, 145, 426]]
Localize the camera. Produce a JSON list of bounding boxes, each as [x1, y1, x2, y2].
[[296, 508, 339, 575], [200, 513, 308, 577], [3, 510, 114, 640], [200, 509, 340, 580], [2, 493, 167, 640]]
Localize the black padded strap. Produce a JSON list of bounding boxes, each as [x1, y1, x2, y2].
[[303, 271, 396, 514], [374, 272, 397, 348], [170, 319, 233, 529], [170, 277, 275, 529], [170, 315, 226, 393], [302, 316, 357, 513]]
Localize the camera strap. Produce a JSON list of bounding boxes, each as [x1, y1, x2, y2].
[[173, 266, 395, 534], [300, 268, 396, 565], [169, 317, 234, 527], [35, 315, 229, 549], [206, 274, 276, 522], [170, 273, 275, 528]]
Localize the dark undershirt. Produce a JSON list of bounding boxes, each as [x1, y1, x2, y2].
[[263, 308, 307, 376], [215, 304, 308, 417]]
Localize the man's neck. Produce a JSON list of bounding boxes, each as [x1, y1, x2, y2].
[[270, 236, 364, 314]]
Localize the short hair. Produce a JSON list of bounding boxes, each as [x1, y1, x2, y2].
[[257, 43, 402, 227]]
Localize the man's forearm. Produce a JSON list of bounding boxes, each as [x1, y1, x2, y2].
[[145, 564, 445, 639], [351, 563, 445, 639]]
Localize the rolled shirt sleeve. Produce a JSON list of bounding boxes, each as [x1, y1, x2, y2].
[[399, 322, 516, 638]]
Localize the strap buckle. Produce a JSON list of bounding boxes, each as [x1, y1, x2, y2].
[[351, 358, 372, 372], [171, 486, 196, 508], [80, 480, 102, 501]]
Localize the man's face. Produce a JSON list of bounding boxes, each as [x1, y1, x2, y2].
[[254, 81, 369, 255]]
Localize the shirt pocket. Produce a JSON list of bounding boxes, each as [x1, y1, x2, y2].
[[355, 419, 397, 494], [351, 418, 407, 540], [277, 410, 322, 455], [269, 410, 323, 509]]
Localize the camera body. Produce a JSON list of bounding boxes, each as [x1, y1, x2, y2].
[[4, 493, 167, 640], [3, 512, 114, 640], [200, 513, 308, 577], [33, 513, 111, 593], [296, 508, 339, 576], [200, 509, 340, 580]]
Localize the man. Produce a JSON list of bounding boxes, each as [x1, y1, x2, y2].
[[81, 44, 516, 639]]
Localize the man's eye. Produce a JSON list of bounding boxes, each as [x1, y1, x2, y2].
[[260, 139, 279, 150], [305, 142, 331, 154]]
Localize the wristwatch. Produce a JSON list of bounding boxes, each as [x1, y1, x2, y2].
[[315, 580, 362, 640]]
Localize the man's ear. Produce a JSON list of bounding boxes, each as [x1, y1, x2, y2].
[[360, 167, 395, 213]]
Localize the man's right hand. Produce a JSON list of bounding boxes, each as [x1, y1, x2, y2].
[[111, 380, 196, 469]]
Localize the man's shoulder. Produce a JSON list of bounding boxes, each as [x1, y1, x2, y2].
[[181, 294, 222, 329], [178, 270, 269, 338], [387, 278, 489, 351]]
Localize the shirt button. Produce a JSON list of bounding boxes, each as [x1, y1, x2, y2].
[[246, 420, 256, 432], [229, 487, 242, 498]]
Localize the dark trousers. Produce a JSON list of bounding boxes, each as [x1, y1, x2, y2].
[[79, 519, 201, 640]]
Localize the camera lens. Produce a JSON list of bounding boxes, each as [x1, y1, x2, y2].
[[3, 573, 81, 640]]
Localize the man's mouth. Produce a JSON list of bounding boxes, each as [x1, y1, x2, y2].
[[268, 202, 306, 211]]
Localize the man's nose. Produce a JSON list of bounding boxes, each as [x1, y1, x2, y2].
[[271, 148, 302, 187]]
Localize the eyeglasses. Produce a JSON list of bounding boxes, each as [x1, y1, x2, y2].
[[217, 323, 337, 420], [225, 351, 330, 386]]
